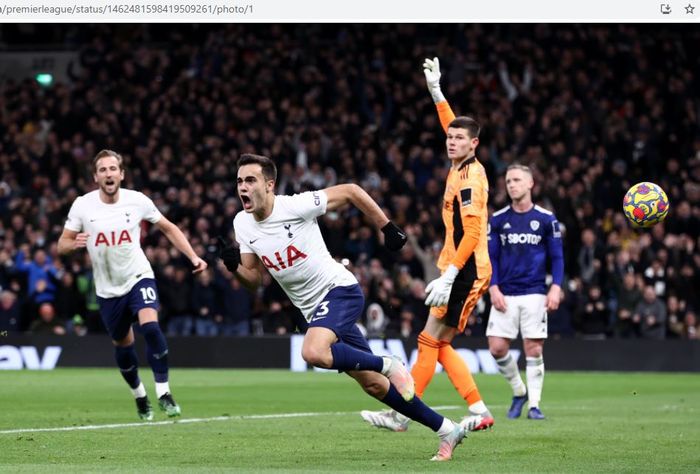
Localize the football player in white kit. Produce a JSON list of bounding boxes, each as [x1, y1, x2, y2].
[[218, 153, 471, 461], [58, 150, 208, 420], [487, 164, 564, 420]]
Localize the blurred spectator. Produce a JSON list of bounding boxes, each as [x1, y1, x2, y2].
[[548, 283, 576, 339], [576, 285, 609, 339], [161, 266, 195, 336], [191, 269, 220, 336], [29, 302, 66, 335], [364, 303, 388, 338], [613, 273, 643, 338], [219, 275, 252, 336], [0, 290, 21, 333], [66, 314, 88, 336], [577, 229, 602, 287], [13, 247, 61, 306], [633, 286, 667, 340], [54, 272, 85, 322], [681, 310, 699, 340]]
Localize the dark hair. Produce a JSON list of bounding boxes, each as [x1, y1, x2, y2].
[[447, 116, 480, 139], [237, 153, 277, 182], [92, 149, 124, 171]]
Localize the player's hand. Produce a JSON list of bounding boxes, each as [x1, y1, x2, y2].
[[423, 57, 441, 89], [74, 233, 90, 250], [545, 284, 561, 311], [216, 236, 241, 273], [381, 221, 408, 251], [424, 264, 459, 307], [489, 285, 507, 312], [423, 57, 445, 103], [191, 256, 208, 274]]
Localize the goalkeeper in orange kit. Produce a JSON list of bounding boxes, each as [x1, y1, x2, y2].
[[361, 57, 494, 432]]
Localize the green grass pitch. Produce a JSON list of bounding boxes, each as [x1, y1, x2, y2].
[[1, 369, 699, 472]]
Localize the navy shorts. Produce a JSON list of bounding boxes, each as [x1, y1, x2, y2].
[[96, 278, 160, 341], [299, 284, 372, 354]]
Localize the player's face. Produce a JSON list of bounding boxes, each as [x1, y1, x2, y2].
[[505, 169, 534, 201], [237, 164, 274, 214], [446, 127, 478, 162], [93, 156, 124, 197]]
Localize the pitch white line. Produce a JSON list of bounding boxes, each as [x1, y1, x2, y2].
[[0, 405, 461, 435]]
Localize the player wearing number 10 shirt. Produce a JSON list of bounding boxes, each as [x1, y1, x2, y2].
[[58, 149, 208, 421]]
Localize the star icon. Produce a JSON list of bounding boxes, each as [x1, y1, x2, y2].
[[686, 3, 695, 13]]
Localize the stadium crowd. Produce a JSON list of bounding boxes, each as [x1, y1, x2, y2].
[[1, 24, 699, 340]]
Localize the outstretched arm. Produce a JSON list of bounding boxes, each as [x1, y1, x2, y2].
[[423, 57, 457, 133], [324, 184, 407, 251], [155, 216, 208, 274]]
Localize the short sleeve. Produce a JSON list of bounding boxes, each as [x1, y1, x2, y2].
[[64, 197, 83, 232], [290, 191, 327, 221], [140, 193, 163, 224]]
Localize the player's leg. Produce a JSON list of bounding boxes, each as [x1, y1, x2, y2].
[[301, 285, 414, 400], [438, 277, 494, 429], [521, 294, 548, 420], [487, 295, 527, 418], [131, 279, 180, 417], [98, 293, 152, 420], [410, 279, 470, 401], [350, 370, 466, 461]]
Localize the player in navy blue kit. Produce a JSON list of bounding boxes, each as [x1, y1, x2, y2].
[[486, 164, 564, 420]]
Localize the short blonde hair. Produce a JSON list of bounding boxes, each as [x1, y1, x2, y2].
[[506, 163, 533, 176]]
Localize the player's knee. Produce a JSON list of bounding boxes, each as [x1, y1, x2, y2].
[[301, 345, 331, 368], [525, 347, 543, 358], [489, 344, 509, 359]]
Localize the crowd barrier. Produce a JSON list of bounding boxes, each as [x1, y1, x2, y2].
[[1, 335, 698, 372]]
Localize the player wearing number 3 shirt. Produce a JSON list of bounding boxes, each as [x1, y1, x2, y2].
[[58, 149, 207, 421], [217, 153, 473, 461]]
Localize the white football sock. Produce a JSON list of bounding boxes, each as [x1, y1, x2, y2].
[[155, 381, 171, 398], [468, 400, 488, 415], [526, 356, 545, 408], [131, 382, 147, 399], [437, 418, 456, 438], [495, 353, 526, 396]]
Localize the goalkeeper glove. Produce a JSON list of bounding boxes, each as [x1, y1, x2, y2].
[[423, 57, 446, 103], [216, 236, 241, 273], [381, 221, 408, 251], [424, 264, 459, 307]]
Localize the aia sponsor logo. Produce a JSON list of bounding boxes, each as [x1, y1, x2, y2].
[[95, 230, 133, 246], [261, 245, 308, 271]]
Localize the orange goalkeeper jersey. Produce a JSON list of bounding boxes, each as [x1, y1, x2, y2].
[[435, 101, 492, 282]]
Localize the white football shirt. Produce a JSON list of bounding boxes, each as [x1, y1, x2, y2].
[[233, 190, 357, 321], [64, 189, 162, 298]]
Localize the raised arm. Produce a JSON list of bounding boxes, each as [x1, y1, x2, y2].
[[423, 57, 456, 133], [324, 183, 407, 251]]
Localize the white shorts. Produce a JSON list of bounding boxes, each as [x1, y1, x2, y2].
[[486, 293, 548, 340]]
